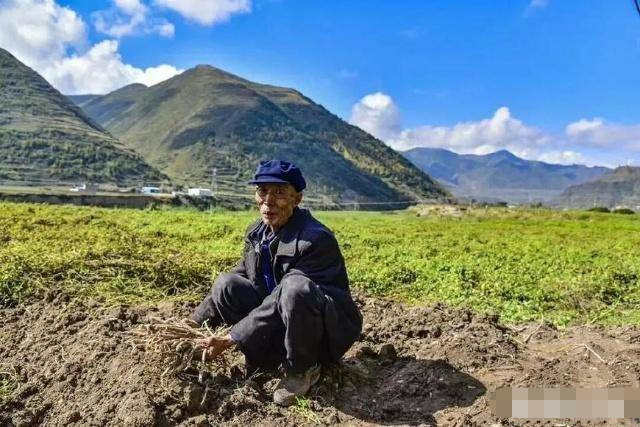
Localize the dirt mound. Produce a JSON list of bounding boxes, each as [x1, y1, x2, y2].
[[1, 292, 640, 426], [354, 297, 519, 372]]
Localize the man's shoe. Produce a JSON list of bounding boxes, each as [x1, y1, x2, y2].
[[273, 365, 321, 407]]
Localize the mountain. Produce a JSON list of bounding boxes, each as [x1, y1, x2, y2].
[[553, 166, 640, 209], [75, 65, 448, 203], [66, 94, 100, 107], [402, 147, 610, 204], [0, 48, 165, 184]]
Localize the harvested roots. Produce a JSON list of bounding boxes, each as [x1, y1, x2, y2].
[[131, 317, 233, 376]]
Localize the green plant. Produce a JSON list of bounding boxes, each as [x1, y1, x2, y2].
[[612, 208, 635, 215], [0, 202, 639, 326], [0, 365, 18, 404], [587, 207, 610, 213], [289, 396, 320, 424]]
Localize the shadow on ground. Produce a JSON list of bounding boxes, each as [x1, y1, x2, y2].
[[313, 355, 486, 425]]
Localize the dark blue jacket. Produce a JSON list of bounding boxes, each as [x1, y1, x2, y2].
[[231, 207, 362, 362]]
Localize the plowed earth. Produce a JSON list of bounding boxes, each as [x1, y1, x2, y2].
[[2, 292, 640, 426]]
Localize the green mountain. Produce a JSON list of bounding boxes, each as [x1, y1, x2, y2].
[[403, 147, 610, 204], [66, 94, 100, 107], [76, 65, 448, 203], [554, 166, 640, 209], [0, 47, 165, 184]]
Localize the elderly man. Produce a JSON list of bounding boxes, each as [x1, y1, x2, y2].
[[191, 159, 362, 406]]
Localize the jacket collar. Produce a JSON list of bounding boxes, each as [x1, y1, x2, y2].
[[247, 207, 307, 257]]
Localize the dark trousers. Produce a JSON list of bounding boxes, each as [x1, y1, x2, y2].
[[191, 272, 327, 374]]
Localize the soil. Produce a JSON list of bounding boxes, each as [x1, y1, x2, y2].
[[1, 292, 640, 426]]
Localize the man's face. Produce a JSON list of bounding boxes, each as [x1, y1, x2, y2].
[[255, 183, 302, 230]]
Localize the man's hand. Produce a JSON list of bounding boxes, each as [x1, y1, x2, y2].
[[195, 334, 235, 361]]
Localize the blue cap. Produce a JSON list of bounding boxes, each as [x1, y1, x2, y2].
[[248, 159, 307, 192]]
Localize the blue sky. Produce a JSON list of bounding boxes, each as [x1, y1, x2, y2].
[[1, 0, 639, 167]]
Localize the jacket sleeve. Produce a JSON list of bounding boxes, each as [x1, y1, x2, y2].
[[282, 229, 347, 287]]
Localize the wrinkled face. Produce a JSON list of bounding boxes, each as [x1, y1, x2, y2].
[[255, 183, 302, 231]]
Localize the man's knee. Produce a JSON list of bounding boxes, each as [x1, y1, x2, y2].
[[193, 273, 244, 327], [211, 272, 246, 302], [278, 276, 325, 312]]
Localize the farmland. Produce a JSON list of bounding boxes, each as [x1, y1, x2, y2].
[[3, 201, 640, 425], [1, 202, 638, 326]]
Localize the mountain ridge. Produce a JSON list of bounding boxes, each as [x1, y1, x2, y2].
[[553, 166, 640, 209], [402, 147, 610, 204], [75, 65, 449, 203], [0, 47, 166, 184]]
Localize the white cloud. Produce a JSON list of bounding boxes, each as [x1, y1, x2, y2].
[[0, 0, 181, 94], [537, 150, 585, 165], [349, 92, 402, 141], [0, 0, 86, 69], [350, 93, 551, 159], [349, 92, 610, 166], [390, 107, 551, 159], [566, 118, 640, 150], [156, 21, 175, 37], [93, 9, 144, 38], [566, 118, 604, 136], [115, 0, 146, 16], [154, 0, 251, 25], [93, 0, 174, 38], [44, 40, 182, 94]]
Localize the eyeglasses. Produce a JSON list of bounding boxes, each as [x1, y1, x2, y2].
[[255, 186, 292, 200]]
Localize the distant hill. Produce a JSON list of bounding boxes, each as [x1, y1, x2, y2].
[[66, 94, 100, 107], [553, 166, 640, 209], [402, 147, 610, 204], [74, 65, 449, 203], [0, 48, 165, 184]]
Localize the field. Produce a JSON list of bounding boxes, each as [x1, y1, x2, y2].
[[2, 202, 640, 426], [1, 202, 639, 325]]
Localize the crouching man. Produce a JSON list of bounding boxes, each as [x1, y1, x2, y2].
[[191, 159, 362, 406]]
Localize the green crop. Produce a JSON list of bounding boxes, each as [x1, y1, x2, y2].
[[0, 202, 638, 326], [0, 366, 18, 404]]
